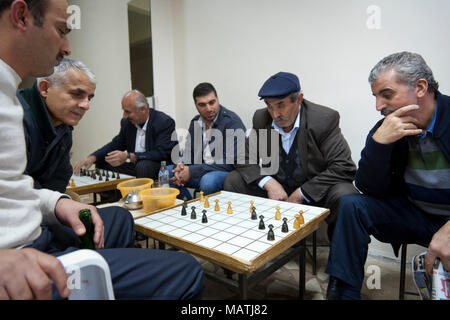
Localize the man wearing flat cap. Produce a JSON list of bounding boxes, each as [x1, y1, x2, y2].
[[224, 72, 358, 239]]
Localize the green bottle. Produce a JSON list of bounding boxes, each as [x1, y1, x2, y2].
[[79, 209, 95, 250]]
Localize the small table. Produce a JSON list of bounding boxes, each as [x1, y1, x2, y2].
[[66, 172, 134, 204], [109, 191, 329, 299]]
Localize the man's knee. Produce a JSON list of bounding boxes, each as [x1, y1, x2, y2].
[[223, 170, 244, 192], [135, 160, 160, 179], [199, 173, 226, 195]]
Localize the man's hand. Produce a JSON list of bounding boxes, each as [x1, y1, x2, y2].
[[54, 198, 105, 249], [73, 155, 96, 174], [0, 248, 70, 300], [372, 105, 424, 144], [264, 179, 288, 201], [170, 163, 190, 186], [287, 188, 304, 204], [105, 150, 127, 167], [425, 221, 450, 274]]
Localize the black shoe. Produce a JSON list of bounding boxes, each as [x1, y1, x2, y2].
[[326, 276, 341, 300]]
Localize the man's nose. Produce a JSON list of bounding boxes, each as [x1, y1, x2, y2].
[[79, 98, 90, 110], [61, 38, 71, 57]]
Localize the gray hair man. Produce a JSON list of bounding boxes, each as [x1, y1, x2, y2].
[[18, 58, 97, 193], [74, 89, 177, 180], [325, 52, 450, 300]]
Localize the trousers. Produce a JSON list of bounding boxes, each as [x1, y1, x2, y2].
[[325, 194, 449, 293], [96, 158, 161, 180], [167, 164, 229, 200], [28, 205, 205, 300]]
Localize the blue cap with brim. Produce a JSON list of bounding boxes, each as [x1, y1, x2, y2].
[[258, 72, 301, 100]]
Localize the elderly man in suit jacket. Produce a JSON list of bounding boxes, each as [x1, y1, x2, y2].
[[74, 90, 176, 180], [224, 72, 358, 240]]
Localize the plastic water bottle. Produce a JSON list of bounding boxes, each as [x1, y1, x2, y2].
[[158, 161, 170, 187]]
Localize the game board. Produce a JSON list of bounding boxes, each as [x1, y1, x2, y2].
[[134, 191, 329, 275], [66, 169, 134, 195]]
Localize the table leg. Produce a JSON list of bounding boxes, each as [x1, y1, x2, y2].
[[299, 239, 306, 300], [238, 274, 248, 300]]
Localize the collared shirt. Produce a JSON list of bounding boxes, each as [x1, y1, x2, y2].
[[258, 105, 310, 202], [134, 116, 149, 153], [197, 114, 219, 165], [418, 102, 438, 139]]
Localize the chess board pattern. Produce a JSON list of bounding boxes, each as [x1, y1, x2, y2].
[[69, 170, 131, 187], [135, 191, 328, 267]]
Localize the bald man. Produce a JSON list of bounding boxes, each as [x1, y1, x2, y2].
[[74, 90, 176, 180]]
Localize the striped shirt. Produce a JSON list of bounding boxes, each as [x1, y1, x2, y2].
[[405, 104, 450, 216]]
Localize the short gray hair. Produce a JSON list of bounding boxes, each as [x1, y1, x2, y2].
[[368, 52, 439, 95], [123, 90, 150, 110], [37, 58, 96, 87]]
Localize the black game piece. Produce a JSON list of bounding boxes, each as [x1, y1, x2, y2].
[[181, 200, 187, 216], [98, 174, 103, 181], [191, 206, 196, 219], [251, 207, 257, 220], [105, 175, 109, 181], [281, 218, 289, 233], [267, 224, 275, 241], [202, 210, 208, 223], [258, 215, 265, 230], [102, 169, 105, 176], [117, 173, 120, 179]]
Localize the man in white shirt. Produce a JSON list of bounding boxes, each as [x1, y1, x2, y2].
[[0, 0, 204, 300], [73, 90, 176, 180]]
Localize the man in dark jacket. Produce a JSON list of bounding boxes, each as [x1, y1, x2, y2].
[[325, 52, 450, 300], [74, 89, 176, 180], [19, 59, 96, 193], [169, 82, 246, 199], [18, 57, 205, 300], [224, 72, 358, 240]]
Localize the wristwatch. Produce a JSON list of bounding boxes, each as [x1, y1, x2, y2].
[[125, 151, 131, 163]]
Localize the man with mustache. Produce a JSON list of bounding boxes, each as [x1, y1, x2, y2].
[[326, 52, 450, 300], [0, 0, 204, 300], [224, 72, 358, 240], [169, 82, 246, 199]]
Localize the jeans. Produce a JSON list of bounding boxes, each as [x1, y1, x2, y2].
[[167, 164, 229, 200]]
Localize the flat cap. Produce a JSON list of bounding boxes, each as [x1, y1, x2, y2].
[[258, 72, 301, 100]]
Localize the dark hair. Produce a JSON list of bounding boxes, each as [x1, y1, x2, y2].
[[193, 82, 217, 101], [0, 0, 49, 27]]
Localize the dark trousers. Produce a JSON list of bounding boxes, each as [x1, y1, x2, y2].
[[224, 170, 358, 240], [96, 158, 161, 180], [28, 206, 205, 300], [325, 194, 449, 294]]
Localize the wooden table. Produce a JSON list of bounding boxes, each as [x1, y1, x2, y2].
[[101, 191, 329, 299], [66, 173, 134, 204]]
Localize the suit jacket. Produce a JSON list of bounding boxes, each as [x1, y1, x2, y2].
[[236, 99, 356, 203], [92, 109, 176, 164]]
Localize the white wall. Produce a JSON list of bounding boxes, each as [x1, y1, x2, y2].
[[67, 0, 132, 163], [68, 0, 450, 260]]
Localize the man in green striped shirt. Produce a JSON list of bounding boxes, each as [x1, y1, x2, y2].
[[325, 52, 450, 300]]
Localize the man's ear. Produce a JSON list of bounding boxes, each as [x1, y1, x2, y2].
[[415, 79, 428, 98], [37, 80, 51, 100], [9, 0, 32, 31], [297, 92, 304, 105]]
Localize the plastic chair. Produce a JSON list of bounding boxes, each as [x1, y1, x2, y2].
[[57, 249, 115, 300]]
